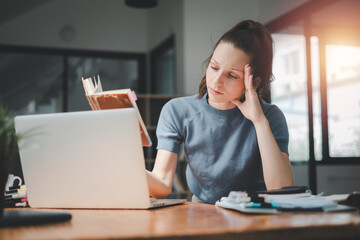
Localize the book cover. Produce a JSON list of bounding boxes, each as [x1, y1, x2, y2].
[[82, 75, 152, 147]]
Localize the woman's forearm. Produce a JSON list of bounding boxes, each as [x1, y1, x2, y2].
[[146, 149, 178, 198], [146, 170, 172, 198], [253, 117, 293, 190]]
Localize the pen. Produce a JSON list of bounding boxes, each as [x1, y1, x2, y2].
[[277, 207, 324, 212]]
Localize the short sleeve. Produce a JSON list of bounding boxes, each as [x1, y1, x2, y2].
[[156, 100, 183, 154], [266, 106, 289, 155]]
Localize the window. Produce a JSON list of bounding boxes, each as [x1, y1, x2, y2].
[[0, 46, 146, 115], [0, 52, 63, 115], [325, 45, 360, 157], [268, 0, 360, 164], [67, 57, 140, 112], [272, 33, 308, 161], [150, 35, 176, 94]]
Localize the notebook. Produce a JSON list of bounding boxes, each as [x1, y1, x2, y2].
[[14, 108, 186, 209]]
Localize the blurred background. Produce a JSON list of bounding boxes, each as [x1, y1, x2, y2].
[[0, 0, 359, 198]]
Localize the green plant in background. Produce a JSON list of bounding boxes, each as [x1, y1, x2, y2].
[[0, 101, 20, 216]]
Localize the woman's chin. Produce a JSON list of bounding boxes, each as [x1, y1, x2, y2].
[[208, 97, 236, 110]]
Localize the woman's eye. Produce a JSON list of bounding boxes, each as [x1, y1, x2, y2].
[[228, 74, 238, 79], [210, 66, 218, 71]]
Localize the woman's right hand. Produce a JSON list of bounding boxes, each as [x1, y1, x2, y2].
[[231, 64, 266, 125]]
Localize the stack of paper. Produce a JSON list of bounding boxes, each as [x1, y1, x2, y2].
[[265, 195, 337, 209], [215, 190, 356, 214]]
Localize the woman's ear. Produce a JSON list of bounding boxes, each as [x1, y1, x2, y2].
[[253, 77, 261, 90]]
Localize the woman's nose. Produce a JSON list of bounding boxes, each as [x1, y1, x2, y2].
[[213, 71, 224, 85]]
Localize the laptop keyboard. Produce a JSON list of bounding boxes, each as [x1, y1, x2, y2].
[[150, 199, 172, 207], [149, 198, 186, 208]]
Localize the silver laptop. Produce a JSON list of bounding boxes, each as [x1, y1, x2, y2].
[[14, 108, 186, 209]]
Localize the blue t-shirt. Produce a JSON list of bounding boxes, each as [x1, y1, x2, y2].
[[156, 94, 289, 204]]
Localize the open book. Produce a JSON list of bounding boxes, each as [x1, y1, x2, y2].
[[81, 75, 152, 147]]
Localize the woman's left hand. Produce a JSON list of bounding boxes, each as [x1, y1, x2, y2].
[[231, 64, 266, 124]]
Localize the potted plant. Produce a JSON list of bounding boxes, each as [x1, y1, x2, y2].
[[0, 102, 20, 216]]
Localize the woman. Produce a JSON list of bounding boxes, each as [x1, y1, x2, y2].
[[146, 20, 293, 204]]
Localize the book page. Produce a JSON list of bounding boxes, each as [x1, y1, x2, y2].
[[82, 75, 103, 95], [94, 93, 133, 109]]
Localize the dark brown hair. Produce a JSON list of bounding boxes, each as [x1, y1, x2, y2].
[[198, 20, 273, 102]]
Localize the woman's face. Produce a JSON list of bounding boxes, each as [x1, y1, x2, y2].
[[206, 41, 250, 110]]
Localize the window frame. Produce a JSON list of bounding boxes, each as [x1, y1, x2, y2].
[[0, 44, 147, 112], [150, 34, 176, 94]]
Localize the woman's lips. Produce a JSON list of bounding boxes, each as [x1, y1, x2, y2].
[[209, 87, 223, 95]]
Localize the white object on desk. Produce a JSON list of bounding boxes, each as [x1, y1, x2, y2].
[[215, 191, 358, 214], [265, 195, 337, 209], [324, 194, 350, 202], [5, 174, 22, 191]]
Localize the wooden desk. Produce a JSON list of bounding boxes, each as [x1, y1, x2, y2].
[[0, 203, 359, 240]]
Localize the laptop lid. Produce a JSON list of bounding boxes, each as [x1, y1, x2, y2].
[[15, 108, 152, 209]]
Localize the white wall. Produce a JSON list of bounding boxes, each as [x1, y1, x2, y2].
[[257, 0, 309, 24], [0, 0, 149, 52], [183, 0, 258, 94]]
